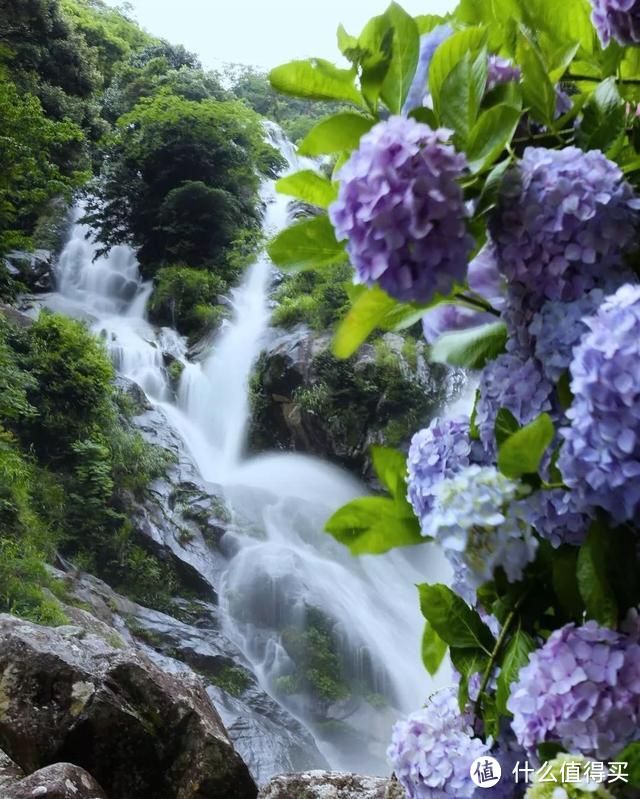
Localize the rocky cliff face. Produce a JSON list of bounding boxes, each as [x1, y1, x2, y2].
[[249, 326, 453, 478]]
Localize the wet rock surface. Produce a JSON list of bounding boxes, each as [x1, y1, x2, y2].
[[0, 615, 257, 799], [0, 748, 23, 790], [258, 771, 405, 799], [3, 250, 56, 293], [2, 763, 107, 799]]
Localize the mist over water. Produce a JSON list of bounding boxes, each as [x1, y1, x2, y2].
[[46, 123, 453, 776]]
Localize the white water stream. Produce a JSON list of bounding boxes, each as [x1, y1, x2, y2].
[[44, 124, 452, 776]]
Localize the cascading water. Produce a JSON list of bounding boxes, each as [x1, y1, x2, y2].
[[45, 123, 453, 777]]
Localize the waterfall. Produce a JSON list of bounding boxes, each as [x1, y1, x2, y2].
[[46, 123, 453, 777]]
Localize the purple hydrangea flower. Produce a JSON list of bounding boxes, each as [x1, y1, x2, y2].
[[329, 116, 473, 303], [487, 56, 521, 92], [559, 283, 640, 522], [531, 488, 589, 548], [421, 244, 505, 343], [403, 24, 454, 114], [407, 416, 471, 528], [529, 289, 607, 382], [388, 687, 489, 799], [508, 621, 640, 759], [591, 0, 640, 46], [476, 353, 553, 457], [425, 465, 539, 591], [490, 147, 640, 303]]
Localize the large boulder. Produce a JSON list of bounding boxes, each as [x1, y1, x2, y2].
[[258, 771, 404, 799], [3, 250, 56, 293], [0, 748, 23, 789], [2, 763, 107, 799], [249, 327, 453, 477], [0, 615, 257, 799]]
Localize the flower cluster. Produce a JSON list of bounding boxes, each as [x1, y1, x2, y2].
[[425, 465, 539, 591], [559, 284, 640, 522], [490, 147, 640, 303], [407, 417, 472, 527], [403, 24, 454, 114], [476, 354, 553, 456], [388, 688, 490, 799], [525, 755, 614, 799], [508, 621, 640, 759], [591, 0, 640, 46], [329, 116, 472, 303], [486, 56, 521, 91]]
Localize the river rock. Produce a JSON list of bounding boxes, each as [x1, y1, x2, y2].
[[0, 615, 257, 799], [0, 748, 23, 789], [2, 763, 107, 799], [3, 250, 56, 293], [258, 772, 405, 799]]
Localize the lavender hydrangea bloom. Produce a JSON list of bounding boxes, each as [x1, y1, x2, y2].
[[559, 284, 640, 522], [403, 24, 453, 114], [421, 244, 505, 343], [329, 117, 473, 303], [591, 0, 640, 46], [490, 147, 640, 303], [407, 417, 471, 528], [388, 687, 489, 799], [487, 56, 521, 91], [476, 354, 553, 457], [531, 488, 589, 548], [529, 290, 607, 382], [508, 621, 640, 759], [425, 465, 539, 591]]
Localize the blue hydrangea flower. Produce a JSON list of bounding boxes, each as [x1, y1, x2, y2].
[[388, 687, 489, 799], [329, 116, 473, 303], [591, 0, 640, 45], [487, 56, 521, 91], [403, 24, 453, 114], [425, 465, 540, 591], [531, 488, 589, 548], [476, 353, 553, 457], [508, 621, 640, 759], [490, 147, 640, 303], [467, 243, 506, 311], [407, 417, 471, 529], [559, 283, 640, 522], [529, 289, 607, 382]]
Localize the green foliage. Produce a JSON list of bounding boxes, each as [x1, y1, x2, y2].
[[421, 620, 448, 676], [431, 320, 507, 369], [497, 413, 555, 478], [267, 216, 345, 273], [148, 266, 227, 338], [418, 583, 496, 652], [271, 263, 351, 330], [86, 93, 282, 274], [325, 446, 422, 555]]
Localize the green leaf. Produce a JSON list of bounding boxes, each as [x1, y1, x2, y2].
[[431, 321, 507, 370], [381, 3, 420, 114], [517, 31, 556, 126], [494, 408, 520, 449], [332, 286, 398, 358], [474, 158, 512, 216], [357, 14, 395, 110], [552, 545, 585, 621], [325, 496, 423, 555], [439, 50, 487, 144], [269, 59, 363, 105], [496, 629, 535, 715], [268, 216, 344, 273], [577, 523, 618, 627], [466, 105, 521, 173], [579, 77, 626, 154], [371, 445, 407, 499], [275, 171, 337, 209], [616, 742, 640, 788], [418, 583, 496, 652], [298, 112, 375, 156], [497, 412, 555, 478], [337, 24, 359, 61], [422, 621, 448, 676], [429, 26, 487, 119]]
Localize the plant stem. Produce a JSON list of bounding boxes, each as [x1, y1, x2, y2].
[[567, 72, 640, 86], [453, 292, 501, 317], [474, 589, 531, 718]]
